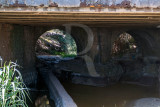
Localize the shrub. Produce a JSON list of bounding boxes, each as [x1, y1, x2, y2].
[[0, 60, 30, 107]]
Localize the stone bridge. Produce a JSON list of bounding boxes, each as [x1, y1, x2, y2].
[[1, 0, 160, 106]]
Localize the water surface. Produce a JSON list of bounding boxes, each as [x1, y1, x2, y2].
[[62, 82, 159, 107]]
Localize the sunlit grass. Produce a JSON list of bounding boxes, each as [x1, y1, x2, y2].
[[0, 60, 30, 107]]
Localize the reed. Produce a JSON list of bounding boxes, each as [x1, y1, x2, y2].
[[0, 60, 30, 107]]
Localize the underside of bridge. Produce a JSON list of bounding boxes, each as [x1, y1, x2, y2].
[[1, 11, 160, 27], [1, 1, 160, 106], [1, 9, 160, 73]]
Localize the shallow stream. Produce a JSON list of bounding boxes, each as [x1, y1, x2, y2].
[[62, 82, 159, 107]]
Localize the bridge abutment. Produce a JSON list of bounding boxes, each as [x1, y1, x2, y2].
[[1, 23, 160, 106]]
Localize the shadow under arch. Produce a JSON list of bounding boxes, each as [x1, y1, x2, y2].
[[127, 30, 157, 57], [110, 29, 160, 86]]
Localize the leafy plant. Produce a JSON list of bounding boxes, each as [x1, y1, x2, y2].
[[0, 60, 30, 107], [112, 33, 137, 57], [36, 29, 77, 57]]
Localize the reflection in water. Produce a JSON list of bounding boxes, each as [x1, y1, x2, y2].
[[62, 83, 159, 107]]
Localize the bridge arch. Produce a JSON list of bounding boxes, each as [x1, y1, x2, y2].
[[127, 30, 157, 56], [111, 32, 138, 59], [111, 29, 158, 59], [35, 29, 77, 57]]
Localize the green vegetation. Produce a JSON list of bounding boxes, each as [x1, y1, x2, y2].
[[0, 59, 30, 107], [36, 29, 77, 58], [112, 33, 137, 57], [47, 51, 76, 58]]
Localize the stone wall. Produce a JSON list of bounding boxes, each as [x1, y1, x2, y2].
[[0, 24, 13, 61], [1, 23, 160, 86], [0, 24, 37, 86]]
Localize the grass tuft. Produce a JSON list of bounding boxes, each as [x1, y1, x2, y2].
[[0, 60, 30, 107]]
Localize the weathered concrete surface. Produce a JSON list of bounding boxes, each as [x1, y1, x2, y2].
[[0, 24, 37, 86], [0, 11, 160, 27], [1, 2, 160, 106], [37, 61, 77, 107], [1, 23, 160, 86], [0, 0, 160, 7], [0, 24, 13, 61], [36, 55, 123, 86], [48, 72, 77, 107]]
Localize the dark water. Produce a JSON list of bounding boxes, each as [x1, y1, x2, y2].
[[62, 82, 159, 107]]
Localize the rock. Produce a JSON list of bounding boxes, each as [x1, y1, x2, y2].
[[130, 98, 160, 107], [35, 95, 51, 107]]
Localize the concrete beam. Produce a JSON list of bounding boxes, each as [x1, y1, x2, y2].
[[0, 11, 160, 27], [43, 70, 77, 107]]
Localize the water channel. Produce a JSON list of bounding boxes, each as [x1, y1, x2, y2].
[[62, 82, 158, 107], [33, 56, 160, 107]]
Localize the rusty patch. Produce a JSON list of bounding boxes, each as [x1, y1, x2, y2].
[[120, 0, 131, 8], [144, 7, 151, 9], [39, 4, 44, 7], [133, 4, 136, 8], [49, 2, 58, 7], [106, 0, 132, 8], [110, 4, 115, 8], [9, 0, 26, 7], [153, 7, 160, 12], [80, 2, 87, 7], [116, 4, 122, 8], [80, 0, 133, 8], [2, 0, 160, 9], [80, 0, 87, 7], [90, 5, 95, 8], [80, 0, 105, 7]]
